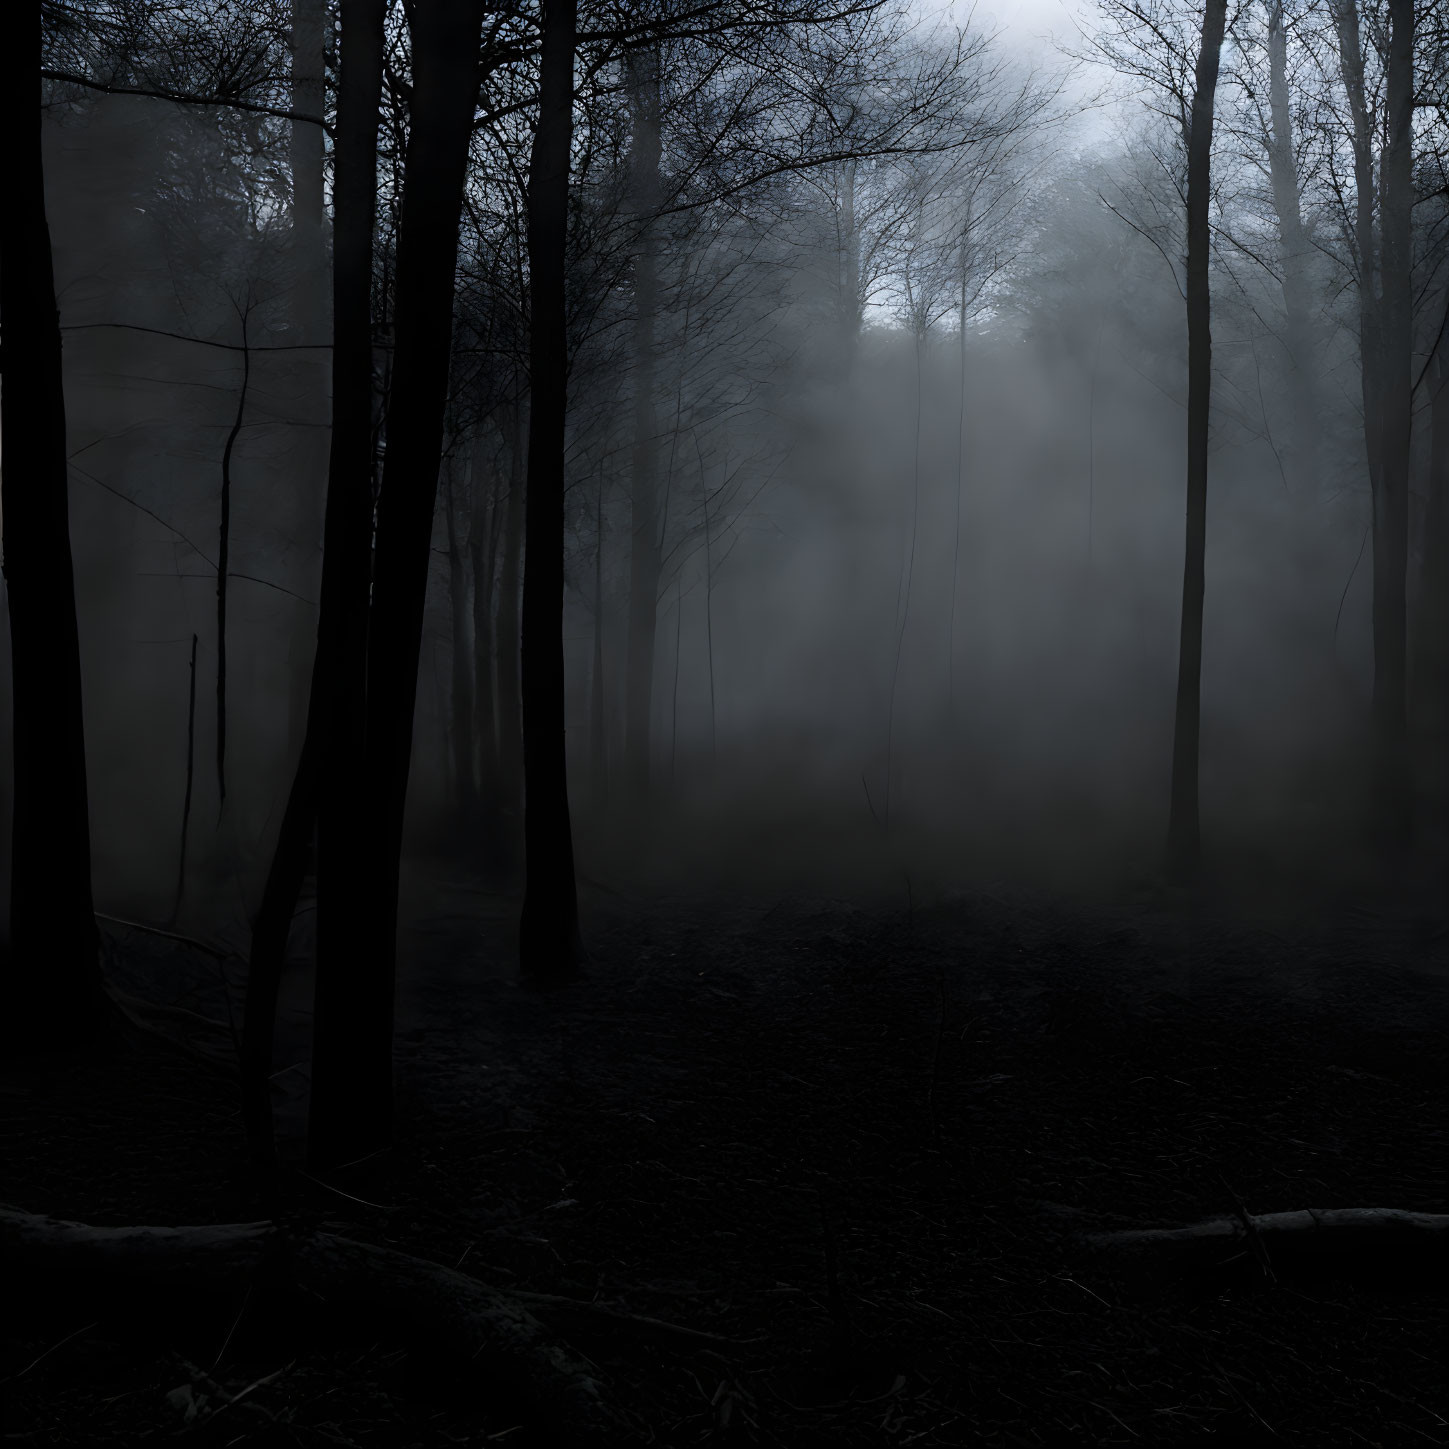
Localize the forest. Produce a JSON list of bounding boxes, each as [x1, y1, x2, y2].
[[1, 0, 1446, 1443]]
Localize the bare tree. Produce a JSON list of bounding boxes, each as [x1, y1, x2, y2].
[[310, 0, 489, 1162], [1091, 0, 1231, 880], [285, 0, 329, 764], [242, 0, 386, 1176], [1, 0, 107, 1046], [1307, 0, 1415, 844], [1167, 0, 1229, 880], [624, 44, 664, 803], [519, 0, 588, 984]]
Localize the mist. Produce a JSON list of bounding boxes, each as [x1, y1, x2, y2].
[[2, 2, 1445, 1445]]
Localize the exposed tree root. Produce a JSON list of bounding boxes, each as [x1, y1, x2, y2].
[[1085, 1207, 1449, 1287], [0, 1206, 621, 1442]]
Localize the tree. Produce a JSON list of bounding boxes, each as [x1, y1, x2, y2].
[[1285, 0, 1418, 848], [624, 44, 664, 804], [602, 7, 1053, 804], [519, 0, 588, 984], [1367, 0, 1414, 846], [1262, 0, 1320, 490], [1091, 0, 1230, 881], [285, 0, 330, 764], [1, 0, 107, 1046], [1167, 0, 1229, 880], [309, 0, 490, 1163], [242, 0, 386, 1174]]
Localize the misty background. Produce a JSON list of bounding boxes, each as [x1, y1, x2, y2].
[[9, 0, 1444, 943]]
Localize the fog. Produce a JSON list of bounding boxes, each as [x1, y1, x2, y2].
[[5, 0, 1444, 946], [5, 7, 1446, 1441]]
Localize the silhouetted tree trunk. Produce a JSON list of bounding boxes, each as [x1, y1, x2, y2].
[[0, 5, 106, 1043], [443, 457, 477, 821], [518, 0, 586, 984], [1265, 0, 1318, 491], [950, 240, 969, 701], [625, 46, 663, 802], [1332, 0, 1412, 847], [1165, 0, 1227, 882], [839, 158, 861, 373], [309, 0, 486, 1165], [243, 0, 385, 1177], [496, 401, 526, 847], [1373, 0, 1413, 845], [1420, 346, 1449, 846], [287, 0, 329, 767]]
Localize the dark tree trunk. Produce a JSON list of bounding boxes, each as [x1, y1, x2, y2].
[[310, 0, 486, 1166], [1165, 0, 1227, 883], [518, 0, 585, 984], [1420, 348, 1449, 843], [241, 0, 386, 1178], [1372, 0, 1414, 846], [625, 47, 663, 802], [287, 0, 330, 768], [839, 158, 861, 375], [1266, 0, 1318, 491], [1333, 0, 1411, 848], [0, 8, 105, 1044], [443, 457, 477, 821], [495, 401, 526, 845]]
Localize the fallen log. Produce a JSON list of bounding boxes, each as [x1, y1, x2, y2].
[[1085, 1207, 1449, 1288], [0, 1206, 618, 1442]]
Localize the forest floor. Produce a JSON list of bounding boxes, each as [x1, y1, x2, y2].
[[1, 863, 1446, 1446]]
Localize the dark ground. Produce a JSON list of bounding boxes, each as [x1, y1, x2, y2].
[[2, 866, 1446, 1446]]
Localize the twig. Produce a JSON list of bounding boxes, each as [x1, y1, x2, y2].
[[5, 1320, 99, 1382], [509, 1292, 761, 1347], [861, 774, 883, 831], [1219, 1175, 1275, 1283]]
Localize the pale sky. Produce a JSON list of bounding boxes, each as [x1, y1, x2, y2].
[[942, 0, 1115, 146], [938, 0, 1095, 55]]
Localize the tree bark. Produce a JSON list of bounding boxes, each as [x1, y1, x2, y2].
[[1333, 0, 1412, 847], [625, 47, 664, 803], [287, 0, 330, 768], [1265, 0, 1318, 491], [309, 0, 486, 1166], [1418, 348, 1449, 845], [243, 0, 385, 1178], [0, 6, 106, 1044], [1373, 0, 1414, 846], [1165, 0, 1227, 882], [839, 157, 861, 374], [518, 0, 586, 984]]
